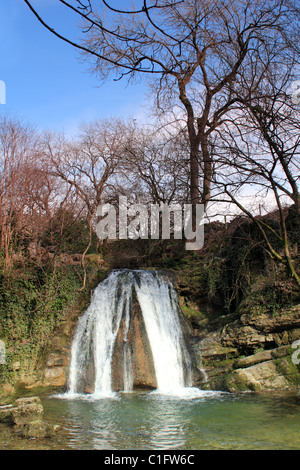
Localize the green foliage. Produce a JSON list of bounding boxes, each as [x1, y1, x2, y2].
[[205, 257, 225, 301], [170, 215, 299, 321], [0, 264, 84, 382], [181, 300, 202, 319], [41, 209, 98, 254], [274, 354, 300, 386], [239, 282, 294, 317]]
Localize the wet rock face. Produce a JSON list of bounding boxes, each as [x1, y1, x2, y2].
[[112, 297, 157, 390], [73, 270, 198, 394], [111, 284, 199, 391], [78, 290, 158, 393]]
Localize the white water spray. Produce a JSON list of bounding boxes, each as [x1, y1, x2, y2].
[[67, 270, 196, 397]]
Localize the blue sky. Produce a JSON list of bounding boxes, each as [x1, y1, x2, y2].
[[0, 0, 150, 136]]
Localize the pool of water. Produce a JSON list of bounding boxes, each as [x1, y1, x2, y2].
[[2, 390, 300, 450]]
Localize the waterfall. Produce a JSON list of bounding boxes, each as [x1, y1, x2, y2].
[[134, 271, 192, 393], [67, 269, 195, 398]]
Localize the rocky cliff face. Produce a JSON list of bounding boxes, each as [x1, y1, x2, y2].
[[192, 304, 300, 392]]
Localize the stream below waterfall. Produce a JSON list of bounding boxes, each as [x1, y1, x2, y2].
[[1, 391, 300, 450]]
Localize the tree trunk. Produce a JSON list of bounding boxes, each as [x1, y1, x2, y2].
[[201, 137, 212, 208]]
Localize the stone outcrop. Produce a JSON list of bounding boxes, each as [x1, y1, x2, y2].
[[35, 285, 300, 395], [43, 352, 69, 388], [112, 299, 157, 390], [0, 405, 14, 424], [221, 305, 300, 353], [193, 304, 300, 392], [12, 397, 44, 426], [226, 360, 291, 392], [3, 268, 298, 396], [21, 420, 56, 439], [0, 396, 58, 439]]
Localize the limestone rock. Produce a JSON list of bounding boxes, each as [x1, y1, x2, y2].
[[271, 345, 290, 358], [221, 322, 274, 351], [12, 397, 43, 426], [227, 360, 291, 392], [15, 396, 42, 407], [111, 296, 157, 390], [20, 420, 55, 439], [46, 353, 64, 367], [43, 352, 68, 387], [221, 305, 300, 354], [0, 396, 61, 439], [196, 332, 238, 362], [44, 366, 66, 387], [233, 350, 272, 369], [240, 305, 300, 333], [0, 383, 15, 400]]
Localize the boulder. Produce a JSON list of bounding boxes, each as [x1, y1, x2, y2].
[[20, 420, 56, 439], [12, 397, 43, 426], [233, 350, 272, 369], [226, 360, 291, 392], [0, 396, 60, 439]]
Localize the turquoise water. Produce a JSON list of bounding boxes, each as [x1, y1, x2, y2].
[[2, 391, 300, 450], [46, 391, 300, 450]]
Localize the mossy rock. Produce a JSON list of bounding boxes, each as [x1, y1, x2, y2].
[[20, 420, 56, 439], [12, 397, 43, 426]]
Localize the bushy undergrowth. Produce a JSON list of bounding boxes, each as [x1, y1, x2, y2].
[[0, 264, 93, 383]]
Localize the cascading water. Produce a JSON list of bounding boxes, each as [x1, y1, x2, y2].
[[67, 269, 197, 398], [134, 271, 192, 393]]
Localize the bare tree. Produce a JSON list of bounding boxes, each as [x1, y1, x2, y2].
[[24, 0, 298, 225], [0, 116, 41, 270], [42, 118, 128, 286], [117, 124, 190, 205], [211, 69, 300, 284]]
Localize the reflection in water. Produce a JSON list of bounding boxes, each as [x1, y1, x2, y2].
[[145, 397, 186, 449], [49, 392, 300, 450], [64, 394, 188, 450], [2, 392, 300, 450], [50, 392, 226, 450]]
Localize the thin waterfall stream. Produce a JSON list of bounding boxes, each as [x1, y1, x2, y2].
[[66, 269, 200, 398]]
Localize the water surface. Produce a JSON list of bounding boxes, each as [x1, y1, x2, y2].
[[2, 391, 299, 450]]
